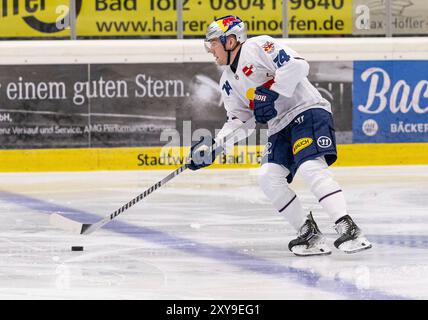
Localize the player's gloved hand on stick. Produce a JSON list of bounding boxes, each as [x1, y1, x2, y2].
[[253, 85, 279, 124], [186, 136, 223, 171]]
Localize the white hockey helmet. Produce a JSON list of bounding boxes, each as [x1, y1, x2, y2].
[[204, 15, 247, 53]]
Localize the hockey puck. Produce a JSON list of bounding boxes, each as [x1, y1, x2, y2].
[[71, 246, 84, 251]]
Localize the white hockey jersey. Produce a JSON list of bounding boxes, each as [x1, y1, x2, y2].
[[215, 35, 331, 150]]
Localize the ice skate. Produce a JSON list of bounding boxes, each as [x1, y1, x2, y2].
[[334, 215, 372, 254], [288, 212, 332, 256]]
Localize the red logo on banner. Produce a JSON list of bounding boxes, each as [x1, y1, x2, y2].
[[242, 65, 254, 76]]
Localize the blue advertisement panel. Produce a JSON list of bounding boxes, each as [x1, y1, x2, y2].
[[353, 60, 428, 143]]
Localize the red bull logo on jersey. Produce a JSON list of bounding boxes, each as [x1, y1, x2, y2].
[[246, 87, 256, 109], [216, 16, 241, 32], [293, 138, 313, 155]]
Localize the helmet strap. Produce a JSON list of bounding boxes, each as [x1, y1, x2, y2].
[[224, 42, 240, 65], [226, 50, 232, 65]]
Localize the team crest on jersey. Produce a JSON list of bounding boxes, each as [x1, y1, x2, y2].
[[242, 64, 254, 76], [262, 41, 275, 53], [292, 137, 313, 155]]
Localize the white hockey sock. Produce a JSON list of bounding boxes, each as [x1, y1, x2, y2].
[[279, 195, 306, 230], [258, 163, 305, 231], [318, 190, 348, 223], [299, 157, 348, 223]]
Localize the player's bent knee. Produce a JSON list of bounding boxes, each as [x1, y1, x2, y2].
[[299, 157, 330, 182], [258, 163, 291, 195], [299, 157, 340, 197]]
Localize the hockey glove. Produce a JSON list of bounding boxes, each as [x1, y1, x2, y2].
[[253, 86, 279, 124], [186, 136, 223, 171]]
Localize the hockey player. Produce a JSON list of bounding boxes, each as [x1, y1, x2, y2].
[[186, 15, 372, 256]]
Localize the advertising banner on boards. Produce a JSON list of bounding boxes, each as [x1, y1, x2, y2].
[[0, 60, 353, 149], [0, 64, 182, 148], [0, 0, 72, 37], [353, 60, 428, 143], [2, 1, 427, 38], [0, 0, 353, 38], [353, 0, 428, 35]]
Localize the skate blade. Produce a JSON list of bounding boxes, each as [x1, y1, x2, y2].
[[338, 237, 372, 254], [291, 244, 332, 257]]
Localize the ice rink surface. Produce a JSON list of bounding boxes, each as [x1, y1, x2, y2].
[[0, 165, 427, 300]]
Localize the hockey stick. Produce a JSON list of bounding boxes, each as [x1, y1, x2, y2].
[[50, 117, 255, 235]]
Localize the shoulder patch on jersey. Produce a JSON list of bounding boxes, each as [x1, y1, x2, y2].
[[262, 41, 275, 53], [293, 137, 313, 155]]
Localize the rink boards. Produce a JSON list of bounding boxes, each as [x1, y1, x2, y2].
[[0, 38, 427, 172], [0, 143, 427, 172]]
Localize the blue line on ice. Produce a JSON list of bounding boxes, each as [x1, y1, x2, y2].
[[0, 190, 411, 300]]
